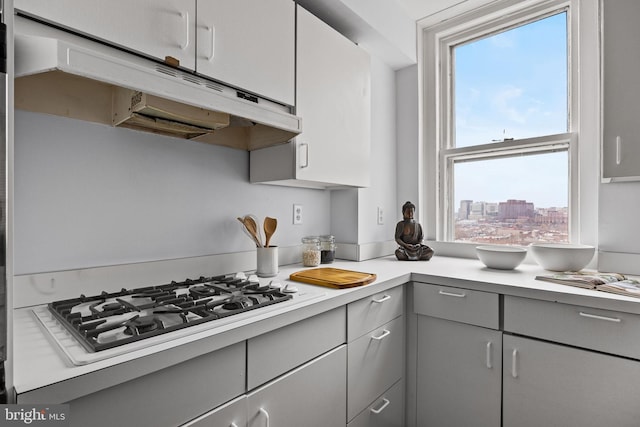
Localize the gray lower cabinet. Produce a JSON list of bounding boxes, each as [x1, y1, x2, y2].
[[247, 345, 347, 427], [347, 316, 404, 421], [416, 316, 502, 427], [346, 286, 404, 425], [413, 283, 501, 427], [503, 334, 640, 427]]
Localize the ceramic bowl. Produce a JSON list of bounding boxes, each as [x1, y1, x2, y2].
[[530, 243, 595, 271], [476, 245, 527, 270]]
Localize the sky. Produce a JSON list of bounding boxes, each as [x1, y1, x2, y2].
[[453, 12, 568, 209]]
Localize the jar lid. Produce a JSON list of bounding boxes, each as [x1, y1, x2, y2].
[[301, 236, 320, 243], [319, 235, 335, 241]]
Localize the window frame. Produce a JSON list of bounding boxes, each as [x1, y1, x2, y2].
[[418, 0, 596, 255]]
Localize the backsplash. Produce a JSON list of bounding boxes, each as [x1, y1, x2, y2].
[[13, 110, 330, 275]]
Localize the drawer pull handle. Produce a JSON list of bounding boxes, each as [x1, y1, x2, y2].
[[372, 294, 391, 303], [370, 398, 390, 414], [438, 290, 466, 298], [511, 349, 518, 378], [579, 311, 621, 323], [486, 341, 493, 369], [616, 136, 622, 165], [371, 329, 391, 341], [259, 408, 270, 427]]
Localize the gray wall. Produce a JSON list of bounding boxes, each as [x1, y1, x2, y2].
[[14, 111, 330, 275]]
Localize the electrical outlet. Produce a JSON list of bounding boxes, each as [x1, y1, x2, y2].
[[377, 207, 384, 225], [293, 204, 303, 225]]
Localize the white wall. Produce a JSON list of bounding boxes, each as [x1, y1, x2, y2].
[[395, 65, 420, 219], [358, 54, 399, 244], [599, 183, 640, 254], [13, 111, 330, 275], [329, 53, 399, 249]]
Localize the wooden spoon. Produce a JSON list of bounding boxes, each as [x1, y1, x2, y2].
[[243, 216, 263, 247], [238, 216, 262, 247], [264, 217, 278, 247]]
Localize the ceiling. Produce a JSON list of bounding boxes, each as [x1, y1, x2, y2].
[[295, 0, 482, 69]]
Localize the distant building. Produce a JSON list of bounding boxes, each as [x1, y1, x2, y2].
[[535, 207, 568, 224], [499, 199, 534, 220], [458, 200, 472, 220], [469, 201, 485, 220], [485, 202, 499, 217]]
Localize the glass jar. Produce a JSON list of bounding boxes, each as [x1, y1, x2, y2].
[[301, 236, 321, 267], [319, 235, 336, 264]]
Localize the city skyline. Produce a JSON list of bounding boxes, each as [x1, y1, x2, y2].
[[455, 198, 568, 245]]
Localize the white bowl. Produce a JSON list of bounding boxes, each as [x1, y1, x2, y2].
[[476, 245, 527, 270], [530, 243, 595, 271]]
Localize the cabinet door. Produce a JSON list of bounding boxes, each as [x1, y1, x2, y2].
[[196, 0, 295, 105], [295, 6, 371, 187], [416, 316, 501, 427], [247, 345, 346, 427], [14, 0, 196, 70], [602, 0, 640, 181], [503, 335, 640, 427]]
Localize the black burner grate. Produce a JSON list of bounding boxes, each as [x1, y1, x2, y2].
[[48, 275, 292, 352]]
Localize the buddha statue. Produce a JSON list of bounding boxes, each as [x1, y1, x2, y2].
[[395, 201, 434, 261]]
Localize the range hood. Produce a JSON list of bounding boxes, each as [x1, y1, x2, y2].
[[13, 16, 301, 150]]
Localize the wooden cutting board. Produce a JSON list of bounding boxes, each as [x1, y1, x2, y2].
[[289, 267, 377, 289]]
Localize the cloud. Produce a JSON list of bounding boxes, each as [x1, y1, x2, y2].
[[492, 86, 526, 123]]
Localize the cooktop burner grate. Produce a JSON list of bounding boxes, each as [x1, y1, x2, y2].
[[46, 274, 293, 353]]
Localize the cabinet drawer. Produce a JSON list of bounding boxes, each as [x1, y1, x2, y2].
[[347, 379, 404, 427], [247, 307, 346, 389], [413, 283, 499, 329], [504, 295, 640, 359], [347, 316, 403, 421], [63, 342, 245, 427], [182, 395, 247, 427], [348, 286, 403, 341]]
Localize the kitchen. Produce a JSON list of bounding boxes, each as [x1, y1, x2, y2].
[[3, 0, 640, 426]]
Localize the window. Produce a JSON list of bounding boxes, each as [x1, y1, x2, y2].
[[422, 0, 577, 248]]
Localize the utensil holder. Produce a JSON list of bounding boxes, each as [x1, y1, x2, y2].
[[257, 246, 279, 277]]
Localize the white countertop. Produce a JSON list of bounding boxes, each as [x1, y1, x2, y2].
[[12, 255, 640, 402]]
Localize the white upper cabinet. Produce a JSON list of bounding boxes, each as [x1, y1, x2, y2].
[[14, 0, 197, 69], [196, 0, 295, 106], [250, 5, 371, 189], [15, 0, 295, 106], [602, 0, 640, 182]]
